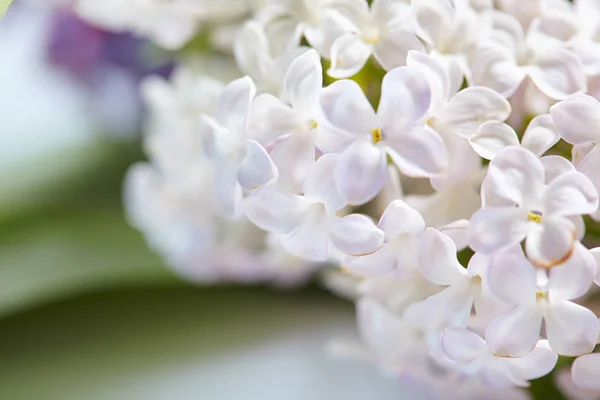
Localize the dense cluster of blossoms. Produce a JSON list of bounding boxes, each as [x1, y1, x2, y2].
[[73, 0, 600, 398]]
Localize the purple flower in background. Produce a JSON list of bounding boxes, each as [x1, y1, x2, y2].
[[45, 9, 173, 136]]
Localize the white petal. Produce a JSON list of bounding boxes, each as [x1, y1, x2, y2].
[[237, 139, 278, 190], [547, 242, 595, 302], [550, 94, 600, 145], [418, 227, 466, 286], [410, 284, 474, 331], [469, 207, 529, 254], [378, 200, 425, 239], [545, 301, 600, 356], [521, 114, 559, 157], [373, 29, 424, 71], [438, 86, 511, 138], [471, 45, 525, 98], [591, 248, 600, 286], [544, 171, 599, 216], [572, 354, 600, 390], [357, 297, 412, 357], [319, 79, 377, 136], [441, 327, 486, 363], [525, 216, 576, 268], [439, 219, 470, 251], [540, 155, 575, 184], [344, 243, 397, 277], [243, 188, 308, 234], [328, 34, 372, 79], [304, 154, 346, 213], [507, 340, 558, 382], [485, 146, 545, 206], [285, 49, 323, 113], [218, 76, 256, 135], [215, 161, 243, 217], [329, 213, 384, 256], [283, 205, 330, 261], [527, 48, 586, 100], [412, 0, 454, 46], [386, 126, 448, 177], [379, 66, 431, 129], [486, 245, 538, 306], [406, 50, 450, 113], [334, 141, 388, 205], [486, 306, 543, 357], [578, 148, 600, 221], [270, 132, 315, 193], [469, 121, 519, 160], [247, 94, 298, 143], [234, 22, 270, 83]]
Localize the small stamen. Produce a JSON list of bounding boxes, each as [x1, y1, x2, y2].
[[308, 120, 318, 130], [528, 210, 543, 223], [371, 128, 383, 144]]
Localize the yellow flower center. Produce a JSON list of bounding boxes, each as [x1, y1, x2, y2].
[[527, 210, 543, 223], [309, 120, 318, 130], [371, 128, 383, 144], [536, 291, 547, 300]]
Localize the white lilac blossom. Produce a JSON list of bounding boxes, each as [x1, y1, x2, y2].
[[319, 66, 447, 205], [92, 0, 600, 397], [327, 0, 423, 78], [469, 146, 598, 268], [472, 7, 587, 100]]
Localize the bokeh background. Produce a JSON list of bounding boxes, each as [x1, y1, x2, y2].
[[0, 2, 414, 399]]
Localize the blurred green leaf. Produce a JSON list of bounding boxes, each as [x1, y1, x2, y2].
[[0, 208, 180, 317]]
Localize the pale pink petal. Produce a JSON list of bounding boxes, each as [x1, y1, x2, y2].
[[247, 94, 298, 143], [541, 155, 576, 184], [469, 207, 529, 254], [379, 66, 431, 129], [418, 227, 466, 286], [527, 48, 586, 100], [377, 200, 425, 239], [544, 171, 599, 216], [572, 354, 600, 390], [406, 50, 450, 113], [439, 219, 470, 251], [269, 132, 315, 193], [486, 306, 543, 357], [471, 45, 525, 98], [385, 126, 447, 177], [218, 76, 256, 135], [373, 29, 424, 71], [319, 79, 377, 136], [243, 188, 308, 234], [525, 216, 576, 268], [438, 86, 511, 139], [237, 139, 278, 190], [441, 327, 486, 363], [486, 245, 538, 306], [328, 34, 372, 79], [485, 146, 545, 205], [284, 49, 322, 113], [344, 243, 397, 277], [469, 121, 519, 160], [507, 340, 558, 382], [304, 153, 346, 213], [549, 94, 600, 145], [329, 213, 385, 256], [334, 141, 388, 205], [545, 301, 600, 356], [547, 242, 595, 302], [521, 114, 559, 157], [283, 205, 330, 261]]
